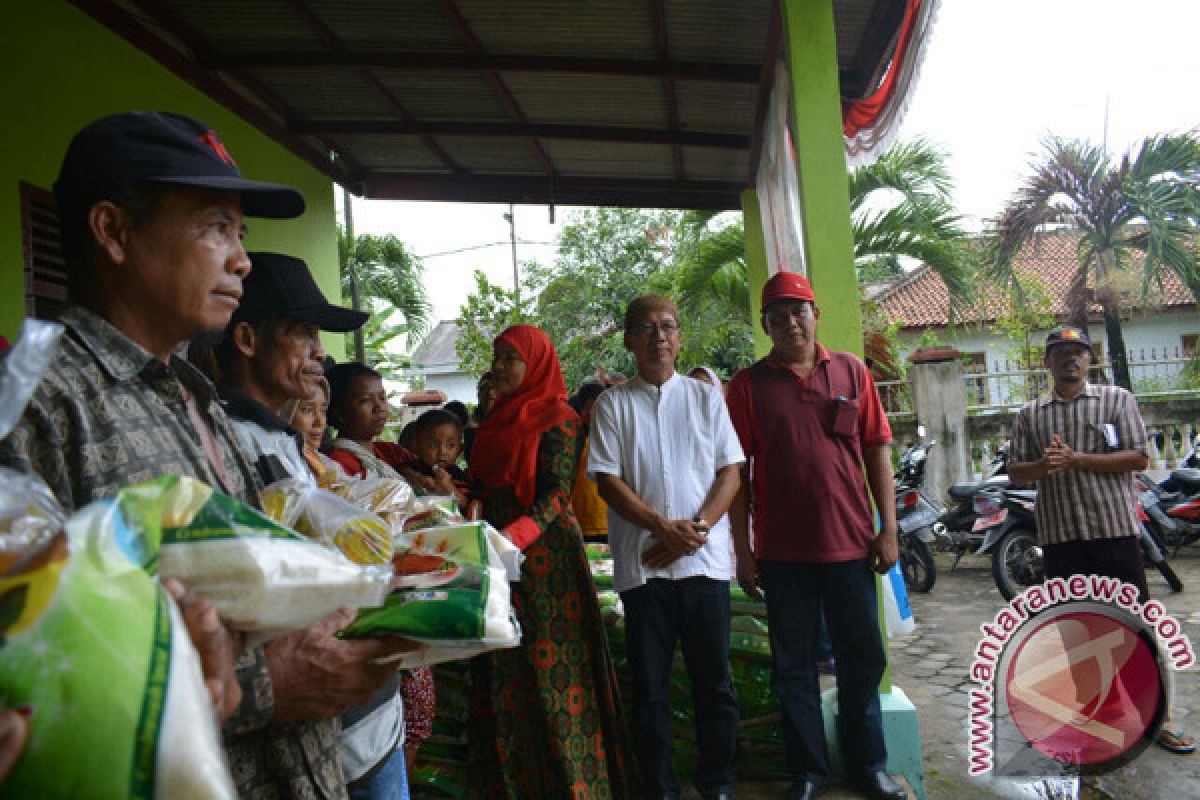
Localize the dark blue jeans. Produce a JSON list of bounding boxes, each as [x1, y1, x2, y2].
[[758, 559, 888, 782], [346, 745, 409, 800], [621, 576, 739, 797]]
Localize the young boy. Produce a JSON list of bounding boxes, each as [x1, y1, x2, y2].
[[398, 408, 469, 504]]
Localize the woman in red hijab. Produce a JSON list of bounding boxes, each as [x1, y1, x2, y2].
[[467, 325, 636, 799]]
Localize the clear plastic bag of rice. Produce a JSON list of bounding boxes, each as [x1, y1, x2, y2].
[[136, 476, 391, 637]]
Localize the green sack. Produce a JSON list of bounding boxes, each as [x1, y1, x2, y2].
[[0, 484, 236, 799]]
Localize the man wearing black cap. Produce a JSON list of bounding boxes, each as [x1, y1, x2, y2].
[[205, 252, 412, 797], [1008, 328, 1196, 754], [209, 251, 366, 487], [0, 111, 409, 799], [1009, 327, 1151, 596]]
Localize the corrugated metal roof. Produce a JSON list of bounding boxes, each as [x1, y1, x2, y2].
[[79, 0, 909, 209]]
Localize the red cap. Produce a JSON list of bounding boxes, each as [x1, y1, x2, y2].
[[762, 271, 815, 309]]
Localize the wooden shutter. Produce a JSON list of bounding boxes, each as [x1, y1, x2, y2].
[[20, 182, 68, 320]]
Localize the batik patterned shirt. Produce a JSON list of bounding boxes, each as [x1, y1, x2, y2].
[[0, 305, 347, 800]]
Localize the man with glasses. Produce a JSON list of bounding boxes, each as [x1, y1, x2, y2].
[[726, 273, 904, 800], [588, 294, 744, 800]]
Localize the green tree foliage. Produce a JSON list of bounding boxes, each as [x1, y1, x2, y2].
[[338, 227, 431, 361], [525, 208, 683, 388], [453, 270, 531, 378], [986, 133, 1200, 389], [674, 139, 974, 369], [672, 211, 755, 377], [450, 140, 974, 388]]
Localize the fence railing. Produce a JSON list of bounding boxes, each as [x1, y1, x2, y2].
[[880, 350, 1200, 416]]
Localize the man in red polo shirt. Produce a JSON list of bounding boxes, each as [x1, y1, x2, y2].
[[727, 272, 903, 800]]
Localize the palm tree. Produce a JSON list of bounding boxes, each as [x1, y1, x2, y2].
[[988, 134, 1200, 390], [338, 227, 431, 361], [672, 139, 974, 373], [848, 138, 973, 300]]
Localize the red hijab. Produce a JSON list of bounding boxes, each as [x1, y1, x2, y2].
[[469, 325, 578, 507]]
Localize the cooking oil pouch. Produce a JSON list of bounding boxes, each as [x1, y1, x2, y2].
[[261, 478, 394, 565]]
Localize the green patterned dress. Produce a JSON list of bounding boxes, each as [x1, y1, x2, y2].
[[468, 419, 636, 799]]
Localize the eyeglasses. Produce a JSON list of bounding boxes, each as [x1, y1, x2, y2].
[[629, 322, 681, 336]]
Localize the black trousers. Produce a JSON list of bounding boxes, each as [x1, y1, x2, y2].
[[621, 576, 739, 796], [757, 558, 888, 782], [1044, 535, 1149, 602]]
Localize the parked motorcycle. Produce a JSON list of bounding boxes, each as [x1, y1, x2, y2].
[[930, 441, 1012, 567], [894, 431, 939, 592], [979, 481, 1184, 601], [972, 487, 1040, 601], [1138, 469, 1200, 556]]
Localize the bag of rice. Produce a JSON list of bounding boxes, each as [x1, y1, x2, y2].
[[139, 476, 391, 637], [0, 499, 235, 799]]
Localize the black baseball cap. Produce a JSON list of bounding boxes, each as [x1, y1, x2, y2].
[[54, 111, 305, 220], [1045, 326, 1094, 353], [234, 252, 368, 332]]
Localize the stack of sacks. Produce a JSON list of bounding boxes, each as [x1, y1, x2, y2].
[[584, 543, 789, 780]]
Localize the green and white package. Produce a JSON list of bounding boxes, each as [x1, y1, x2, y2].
[[0, 493, 235, 799]]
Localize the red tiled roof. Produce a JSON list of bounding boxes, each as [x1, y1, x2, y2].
[[875, 230, 1196, 330]]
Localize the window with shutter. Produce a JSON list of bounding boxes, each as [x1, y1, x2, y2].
[[20, 182, 68, 320]]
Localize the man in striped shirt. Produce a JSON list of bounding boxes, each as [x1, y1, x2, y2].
[[1009, 326, 1199, 755], [1009, 327, 1149, 598]]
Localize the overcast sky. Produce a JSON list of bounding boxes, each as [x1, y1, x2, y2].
[[347, 0, 1200, 333]]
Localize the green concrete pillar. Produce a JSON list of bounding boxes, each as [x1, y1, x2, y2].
[[741, 189, 773, 359], [782, 0, 862, 356]]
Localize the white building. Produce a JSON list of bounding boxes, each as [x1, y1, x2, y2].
[[403, 320, 477, 405], [874, 230, 1200, 406]]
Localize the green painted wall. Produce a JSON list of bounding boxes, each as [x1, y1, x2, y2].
[[782, 0, 862, 356], [0, 2, 339, 343], [741, 190, 773, 359]]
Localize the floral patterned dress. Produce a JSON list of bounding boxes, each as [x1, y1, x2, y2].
[[468, 418, 636, 799]]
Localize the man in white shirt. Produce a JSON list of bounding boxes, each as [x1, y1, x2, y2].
[[588, 294, 744, 800]]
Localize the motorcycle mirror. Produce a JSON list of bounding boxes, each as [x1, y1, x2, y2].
[[917, 424, 926, 438]]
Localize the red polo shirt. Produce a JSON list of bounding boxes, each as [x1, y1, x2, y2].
[[726, 346, 891, 563]]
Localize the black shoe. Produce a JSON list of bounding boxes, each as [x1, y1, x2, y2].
[[852, 770, 907, 800], [783, 777, 829, 800]]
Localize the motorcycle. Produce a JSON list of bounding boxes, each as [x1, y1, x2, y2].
[[972, 487, 1041, 601], [1137, 470, 1200, 556], [930, 441, 1013, 567], [979, 482, 1184, 601], [894, 431, 939, 592]]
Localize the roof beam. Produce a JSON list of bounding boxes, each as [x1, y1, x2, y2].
[[651, 0, 684, 179], [198, 51, 761, 84], [364, 172, 744, 210], [278, 0, 462, 173], [292, 120, 749, 149], [121, 0, 371, 185], [71, 0, 358, 190], [438, 0, 557, 178]]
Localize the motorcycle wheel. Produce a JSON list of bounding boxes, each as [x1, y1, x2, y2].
[[900, 535, 937, 593], [993, 528, 1043, 601]]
